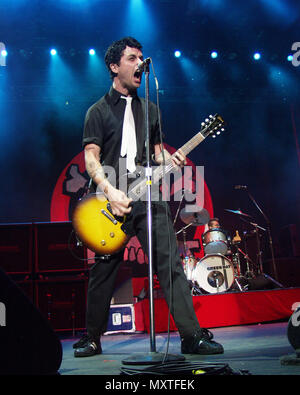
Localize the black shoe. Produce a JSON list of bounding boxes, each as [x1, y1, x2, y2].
[[73, 334, 102, 357], [181, 329, 224, 355]]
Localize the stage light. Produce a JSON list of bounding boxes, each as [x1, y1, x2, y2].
[[174, 50, 181, 58], [89, 49, 96, 56], [211, 51, 218, 59], [287, 54, 293, 62], [50, 49, 57, 56], [1, 49, 7, 57], [253, 52, 261, 60]]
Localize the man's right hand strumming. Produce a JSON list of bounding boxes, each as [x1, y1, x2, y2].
[[84, 143, 132, 217], [104, 184, 132, 217]]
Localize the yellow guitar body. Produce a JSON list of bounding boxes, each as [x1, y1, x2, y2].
[[72, 193, 129, 255]]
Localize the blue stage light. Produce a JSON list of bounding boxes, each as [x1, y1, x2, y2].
[[89, 49, 96, 56], [253, 52, 261, 60], [174, 50, 181, 58], [50, 49, 57, 56], [1, 49, 7, 57], [211, 51, 218, 59], [287, 54, 293, 62]]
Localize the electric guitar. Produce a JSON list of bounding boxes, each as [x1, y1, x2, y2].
[[72, 114, 225, 255]]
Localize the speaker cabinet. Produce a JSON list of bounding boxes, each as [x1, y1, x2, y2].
[[34, 221, 86, 273], [35, 274, 88, 332], [0, 223, 33, 275]]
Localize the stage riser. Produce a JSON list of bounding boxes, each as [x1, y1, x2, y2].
[[134, 288, 300, 333]]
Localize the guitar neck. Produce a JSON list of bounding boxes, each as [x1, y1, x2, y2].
[[153, 131, 205, 181], [128, 130, 205, 200]]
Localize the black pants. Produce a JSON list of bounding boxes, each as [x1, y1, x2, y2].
[[86, 200, 201, 339]]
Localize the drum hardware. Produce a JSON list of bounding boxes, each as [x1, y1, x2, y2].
[[176, 222, 193, 235], [173, 191, 185, 226], [224, 208, 252, 218], [180, 206, 210, 226], [177, 223, 200, 295], [240, 218, 273, 278], [175, 204, 210, 295], [189, 280, 203, 296], [235, 187, 283, 287]]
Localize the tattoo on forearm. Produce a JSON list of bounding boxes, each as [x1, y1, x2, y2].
[[86, 161, 104, 181]]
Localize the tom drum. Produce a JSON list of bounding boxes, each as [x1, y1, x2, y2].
[[202, 229, 228, 255]]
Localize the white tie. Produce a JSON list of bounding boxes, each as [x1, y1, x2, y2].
[[120, 96, 137, 173]]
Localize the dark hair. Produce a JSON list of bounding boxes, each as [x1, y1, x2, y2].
[[104, 37, 143, 79], [208, 218, 220, 225]]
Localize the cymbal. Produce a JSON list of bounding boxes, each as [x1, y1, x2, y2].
[[224, 208, 251, 218], [180, 207, 210, 226]]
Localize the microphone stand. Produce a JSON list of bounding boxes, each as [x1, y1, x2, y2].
[[246, 188, 282, 286], [122, 60, 184, 365]]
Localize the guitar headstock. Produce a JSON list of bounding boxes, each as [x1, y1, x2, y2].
[[201, 114, 225, 139]]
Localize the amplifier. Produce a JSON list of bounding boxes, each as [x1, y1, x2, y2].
[[34, 221, 87, 273], [0, 223, 33, 275], [35, 274, 88, 332]]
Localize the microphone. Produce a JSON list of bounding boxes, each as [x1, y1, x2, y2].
[[234, 185, 247, 190], [137, 57, 151, 72]]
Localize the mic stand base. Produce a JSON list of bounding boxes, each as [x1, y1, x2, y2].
[[122, 351, 185, 366]]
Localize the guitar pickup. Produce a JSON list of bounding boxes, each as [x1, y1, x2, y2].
[[101, 209, 118, 225], [106, 203, 124, 222]]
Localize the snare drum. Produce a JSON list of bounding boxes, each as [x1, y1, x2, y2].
[[192, 254, 234, 293], [202, 228, 228, 255]]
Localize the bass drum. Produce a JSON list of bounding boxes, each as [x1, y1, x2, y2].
[[192, 254, 234, 294]]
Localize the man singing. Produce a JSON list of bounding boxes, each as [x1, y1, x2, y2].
[[73, 37, 224, 357]]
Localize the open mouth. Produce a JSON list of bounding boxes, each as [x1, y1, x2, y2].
[[134, 70, 142, 80]]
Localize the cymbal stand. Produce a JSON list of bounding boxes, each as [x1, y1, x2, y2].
[[239, 218, 262, 278], [245, 188, 279, 281], [173, 192, 185, 226], [231, 243, 248, 291], [244, 219, 282, 287], [236, 245, 257, 278], [253, 223, 263, 274]]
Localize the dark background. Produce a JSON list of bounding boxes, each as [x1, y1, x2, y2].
[[0, 0, 299, 260]]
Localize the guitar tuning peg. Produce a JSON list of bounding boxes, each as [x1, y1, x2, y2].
[[221, 128, 225, 132], [216, 131, 221, 135], [209, 115, 213, 118], [212, 134, 216, 138], [205, 118, 209, 123]]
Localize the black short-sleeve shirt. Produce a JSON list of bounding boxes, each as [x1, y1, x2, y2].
[[83, 86, 161, 183]]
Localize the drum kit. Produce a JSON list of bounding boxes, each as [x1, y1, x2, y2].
[[175, 205, 281, 295]]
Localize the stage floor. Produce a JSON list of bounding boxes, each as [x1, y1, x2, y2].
[[58, 321, 300, 376]]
